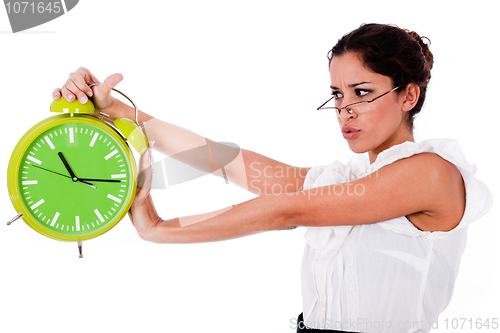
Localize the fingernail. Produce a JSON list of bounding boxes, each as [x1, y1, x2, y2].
[[80, 96, 88, 104], [87, 90, 93, 97], [68, 94, 74, 101]]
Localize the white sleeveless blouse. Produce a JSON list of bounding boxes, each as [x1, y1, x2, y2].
[[300, 139, 493, 333]]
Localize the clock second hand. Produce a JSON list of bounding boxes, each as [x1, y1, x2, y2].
[[32, 165, 71, 179], [32, 165, 121, 185], [32, 165, 96, 189]]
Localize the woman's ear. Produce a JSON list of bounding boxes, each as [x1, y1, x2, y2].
[[401, 83, 420, 112]]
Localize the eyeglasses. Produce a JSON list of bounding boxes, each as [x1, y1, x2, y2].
[[317, 85, 403, 119]]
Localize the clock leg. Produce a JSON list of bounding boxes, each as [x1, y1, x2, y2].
[[7, 213, 23, 225], [77, 241, 83, 258]]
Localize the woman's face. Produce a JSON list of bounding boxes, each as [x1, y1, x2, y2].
[[329, 52, 413, 159]]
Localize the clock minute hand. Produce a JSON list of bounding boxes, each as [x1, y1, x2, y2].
[[78, 178, 121, 183]]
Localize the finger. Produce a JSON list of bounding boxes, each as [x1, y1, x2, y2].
[[71, 74, 94, 99], [52, 88, 62, 100], [137, 146, 153, 196], [77, 67, 102, 98], [87, 71, 102, 85], [61, 68, 101, 103], [61, 77, 87, 103], [75, 67, 102, 87], [68, 77, 91, 104], [61, 84, 76, 102], [127, 210, 134, 225]]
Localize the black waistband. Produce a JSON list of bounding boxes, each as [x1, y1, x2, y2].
[[296, 313, 359, 333]]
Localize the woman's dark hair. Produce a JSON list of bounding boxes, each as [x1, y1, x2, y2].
[[328, 23, 434, 130]]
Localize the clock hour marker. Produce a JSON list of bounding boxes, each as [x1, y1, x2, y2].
[[107, 194, 122, 203], [22, 180, 38, 185], [27, 155, 42, 165], [69, 128, 74, 143], [104, 149, 118, 160], [75, 216, 80, 231], [31, 199, 45, 210], [44, 136, 55, 150], [111, 174, 126, 179], [89, 132, 99, 147], [50, 212, 60, 227], [94, 209, 105, 223]]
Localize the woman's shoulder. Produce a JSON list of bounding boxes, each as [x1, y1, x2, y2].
[[379, 138, 492, 232], [373, 138, 470, 169], [373, 150, 466, 232]]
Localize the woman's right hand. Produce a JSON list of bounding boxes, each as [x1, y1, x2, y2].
[[52, 67, 125, 120]]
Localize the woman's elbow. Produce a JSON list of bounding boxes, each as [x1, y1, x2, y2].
[[266, 196, 301, 231]]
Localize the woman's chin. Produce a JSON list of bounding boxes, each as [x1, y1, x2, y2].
[[346, 140, 370, 154]]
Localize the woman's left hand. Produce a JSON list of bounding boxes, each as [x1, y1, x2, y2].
[[128, 143, 163, 241]]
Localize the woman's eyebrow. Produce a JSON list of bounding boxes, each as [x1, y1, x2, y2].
[[330, 81, 372, 90]]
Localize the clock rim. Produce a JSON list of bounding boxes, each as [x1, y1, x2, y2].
[[7, 114, 137, 242]]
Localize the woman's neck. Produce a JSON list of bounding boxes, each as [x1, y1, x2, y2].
[[369, 128, 415, 164]]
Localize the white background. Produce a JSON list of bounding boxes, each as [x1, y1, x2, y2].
[[0, 1, 498, 332]]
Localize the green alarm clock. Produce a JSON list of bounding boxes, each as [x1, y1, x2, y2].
[[7, 86, 148, 258]]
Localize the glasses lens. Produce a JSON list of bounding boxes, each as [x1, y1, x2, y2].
[[347, 102, 371, 115], [318, 108, 338, 119]]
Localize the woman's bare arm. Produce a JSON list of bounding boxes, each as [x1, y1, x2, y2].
[[54, 67, 310, 196], [131, 151, 466, 243]]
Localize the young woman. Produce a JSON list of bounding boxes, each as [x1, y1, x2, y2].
[[53, 24, 492, 333]]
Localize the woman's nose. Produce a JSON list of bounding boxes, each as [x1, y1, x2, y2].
[[337, 106, 357, 122]]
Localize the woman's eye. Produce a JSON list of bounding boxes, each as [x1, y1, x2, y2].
[[355, 89, 371, 97], [331, 91, 343, 99]]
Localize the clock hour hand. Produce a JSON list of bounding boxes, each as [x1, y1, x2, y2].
[[58, 152, 77, 180], [57, 152, 96, 188]]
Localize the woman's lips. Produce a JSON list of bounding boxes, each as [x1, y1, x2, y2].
[[341, 126, 360, 140]]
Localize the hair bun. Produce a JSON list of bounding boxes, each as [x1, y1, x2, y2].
[[405, 30, 434, 71]]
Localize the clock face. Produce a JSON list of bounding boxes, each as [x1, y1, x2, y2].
[[10, 115, 136, 241]]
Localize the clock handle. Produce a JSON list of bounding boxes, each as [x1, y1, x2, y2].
[[89, 84, 149, 155], [88, 84, 140, 125]]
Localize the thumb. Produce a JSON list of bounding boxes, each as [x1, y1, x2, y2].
[[96, 73, 123, 97]]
